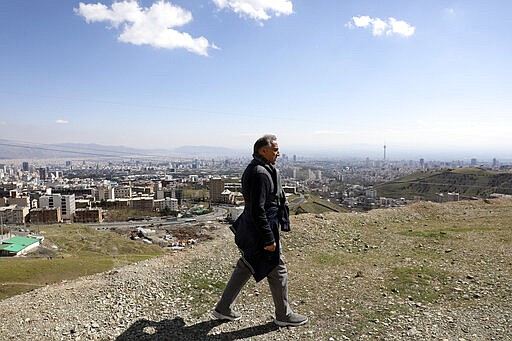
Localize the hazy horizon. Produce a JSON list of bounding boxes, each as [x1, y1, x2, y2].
[[0, 138, 510, 163]]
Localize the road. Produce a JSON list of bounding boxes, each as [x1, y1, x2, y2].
[[289, 193, 306, 208], [87, 206, 228, 230]]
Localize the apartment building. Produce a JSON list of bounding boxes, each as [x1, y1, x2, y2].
[[130, 197, 154, 212], [39, 194, 76, 220], [166, 197, 179, 212], [154, 197, 179, 212], [30, 207, 62, 224], [209, 177, 224, 203], [75, 199, 91, 209], [5, 196, 30, 207], [74, 208, 103, 223], [95, 186, 115, 201], [114, 186, 132, 199], [0, 205, 29, 225]]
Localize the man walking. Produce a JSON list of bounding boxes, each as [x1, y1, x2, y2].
[[211, 134, 308, 327]]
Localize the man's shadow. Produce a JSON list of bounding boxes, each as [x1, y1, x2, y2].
[[115, 317, 279, 340]]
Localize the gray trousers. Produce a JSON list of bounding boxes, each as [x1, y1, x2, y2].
[[215, 257, 293, 320]]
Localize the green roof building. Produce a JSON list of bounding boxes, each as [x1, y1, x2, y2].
[[0, 236, 40, 257]]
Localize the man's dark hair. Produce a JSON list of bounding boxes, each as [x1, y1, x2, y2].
[[253, 134, 277, 155]]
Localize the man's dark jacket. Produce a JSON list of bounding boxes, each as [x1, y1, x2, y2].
[[233, 154, 290, 282]]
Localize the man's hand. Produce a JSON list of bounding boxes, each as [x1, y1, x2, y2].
[[264, 243, 276, 252]]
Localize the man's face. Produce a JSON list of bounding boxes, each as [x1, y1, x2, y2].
[[259, 140, 280, 165]]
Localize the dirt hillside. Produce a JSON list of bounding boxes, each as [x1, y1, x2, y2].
[[1, 198, 511, 340]]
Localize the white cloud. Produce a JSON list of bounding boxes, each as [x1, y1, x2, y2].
[[372, 17, 388, 36], [346, 15, 415, 37], [55, 120, 69, 124], [75, 1, 212, 56], [387, 18, 415, 37], [352, 15, 371, 28], [213, 0, 293, 22], [0, 121, 6, 125]]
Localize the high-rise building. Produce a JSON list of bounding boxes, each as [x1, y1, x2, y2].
[[22, 162, 29, 172], [38, 168, 46, 180]]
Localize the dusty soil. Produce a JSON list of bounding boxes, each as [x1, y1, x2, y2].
[[0, 198, 510, 340]]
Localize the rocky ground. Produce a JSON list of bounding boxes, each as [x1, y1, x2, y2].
[[1, 199, 511, 340]]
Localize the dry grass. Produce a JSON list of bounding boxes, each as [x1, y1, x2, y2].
[[181, 197, 512, 339], [281, 198, 512, 337], [0, 224, 164, 300]]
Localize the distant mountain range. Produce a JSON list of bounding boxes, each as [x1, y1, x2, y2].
[[173, 145, 243, 157], [0, 139, 243, 160], [1, 139, 508, 161]]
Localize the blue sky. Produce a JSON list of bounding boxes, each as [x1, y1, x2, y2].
[[1, 1, 511, 159]]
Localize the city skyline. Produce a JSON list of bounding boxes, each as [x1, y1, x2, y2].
[[1, 1, 511, 157]]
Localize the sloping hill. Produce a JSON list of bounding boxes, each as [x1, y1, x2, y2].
[[0, 198, 511, 340], [290, 194, 348, 215], [375, 168, 512, 200]]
